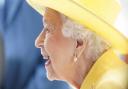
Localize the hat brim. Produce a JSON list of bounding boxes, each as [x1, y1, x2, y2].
[[27, 0, 128, 54]]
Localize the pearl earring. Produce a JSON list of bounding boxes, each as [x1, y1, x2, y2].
[[74, 52, 78, 62]]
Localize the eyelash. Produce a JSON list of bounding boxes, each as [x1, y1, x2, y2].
[[45, 26, 54, 33], [44, 23, 55, 33]]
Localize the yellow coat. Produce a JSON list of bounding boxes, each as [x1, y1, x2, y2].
[[80, 49, 128, 89]]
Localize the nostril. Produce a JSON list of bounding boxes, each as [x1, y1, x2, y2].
[[35, 39, 43, 48], [35, 42, 43, 48]]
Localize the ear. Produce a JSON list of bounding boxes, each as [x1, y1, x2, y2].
[[75, 40, 86, 58]]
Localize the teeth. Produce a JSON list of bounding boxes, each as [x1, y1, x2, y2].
[[43, 56, 49, 60]]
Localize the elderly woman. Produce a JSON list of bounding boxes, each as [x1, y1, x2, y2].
[[27, 0, 128, 89], [35, 8, 109, 88]]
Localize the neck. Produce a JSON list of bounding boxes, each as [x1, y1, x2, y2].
[[66, 56, 96, 89], [64, 73, 82, 89]]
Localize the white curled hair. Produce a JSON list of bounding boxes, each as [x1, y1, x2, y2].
[[61, 14, 109, 61]]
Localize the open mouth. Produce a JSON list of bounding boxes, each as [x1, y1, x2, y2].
[[41, 48, 51, 66], [43, 56, 51, 66]]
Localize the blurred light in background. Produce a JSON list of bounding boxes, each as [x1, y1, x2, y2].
[[0, 0, 5, 7], [0, 0, 5, 33], [115, 0, 128, 38]]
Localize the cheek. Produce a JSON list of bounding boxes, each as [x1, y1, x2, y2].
[[53, 37, 75, 64], [43, 34, 61, 58], [43, 35, 57, 55], [44, 33, 75, 63]]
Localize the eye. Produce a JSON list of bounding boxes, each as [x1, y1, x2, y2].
[[45, 27, 54, 33], [45, 28, 50, 33], [43, 24, 55, 33]]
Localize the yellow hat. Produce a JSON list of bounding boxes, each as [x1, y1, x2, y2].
[[26, 0, 128, 54]]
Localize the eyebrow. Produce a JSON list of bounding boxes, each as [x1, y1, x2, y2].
[[43, 22, 55, 31], [42, 16, 55, 30]]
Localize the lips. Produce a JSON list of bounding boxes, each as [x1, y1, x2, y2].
[[45, 59, 51, 66], [43, 56, 50, 66]]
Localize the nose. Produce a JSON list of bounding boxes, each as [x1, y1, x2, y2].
[[35, 30, 46, 48]]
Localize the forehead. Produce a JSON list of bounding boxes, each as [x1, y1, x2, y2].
[[43, 8, 62, 25]]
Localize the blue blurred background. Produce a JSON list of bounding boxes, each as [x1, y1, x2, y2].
[[0, 0, 70, 89]]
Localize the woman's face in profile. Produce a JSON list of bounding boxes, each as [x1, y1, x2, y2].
[[35, 8, 77, 81]]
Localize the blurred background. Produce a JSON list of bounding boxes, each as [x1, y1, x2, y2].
[[115, 0, 128, 38], [0, 0, 127, 89]]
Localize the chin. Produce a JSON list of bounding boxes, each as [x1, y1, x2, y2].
[[45, 67, 59, 81], [45, 63, 62, 81], [46, 72, 57, 81]]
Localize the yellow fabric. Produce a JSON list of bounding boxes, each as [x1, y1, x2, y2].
[[26, 0, 128, 54], [80, 49, 128, 89]]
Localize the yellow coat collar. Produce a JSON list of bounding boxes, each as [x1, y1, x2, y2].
[[80, 49, 127, 89]]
